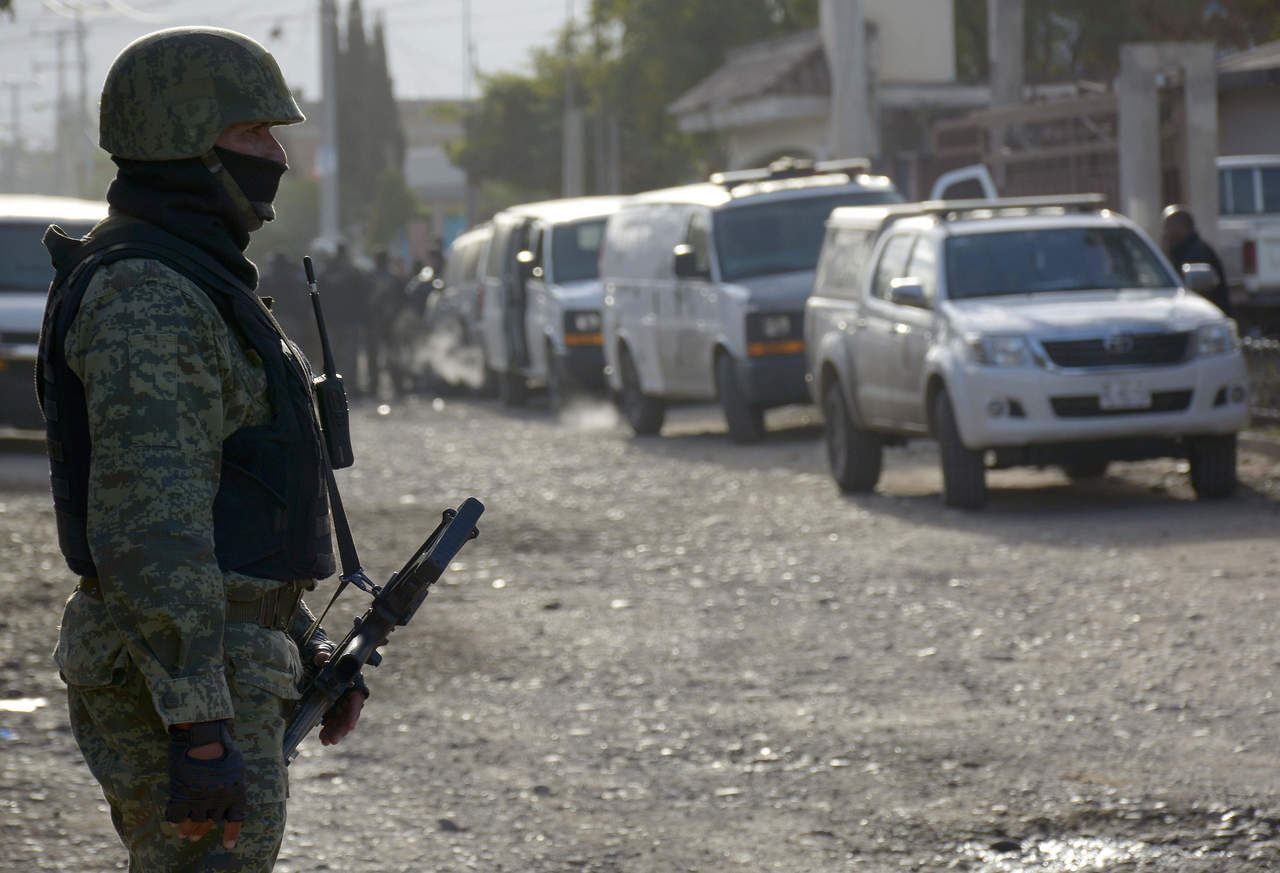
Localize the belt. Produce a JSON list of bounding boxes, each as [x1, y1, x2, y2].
[[77, 577, 304, 632]]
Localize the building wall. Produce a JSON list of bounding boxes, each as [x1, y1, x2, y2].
[[1219, 85, 1280, 156], [726, 116, 833, 169], [864, 0, 955, 84]]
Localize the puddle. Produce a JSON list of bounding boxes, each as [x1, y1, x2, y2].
[[961, 836, 1225, 871], [0, 697, 47, 713]]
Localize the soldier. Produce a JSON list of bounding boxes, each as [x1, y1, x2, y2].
[[37, 27, 365, 872]]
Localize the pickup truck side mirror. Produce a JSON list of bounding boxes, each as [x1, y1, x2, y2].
[[516, 249, 543, 281], [673, 244, 708, 279], [1181, 262, 1218, 294], [889, 277, 929, 308]]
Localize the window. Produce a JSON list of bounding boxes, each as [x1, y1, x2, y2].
[[550, 218, 606, 283], [0, 222, 97, 292], [1226, 168, 1257, 215], [818, 227, 877, 300], [684, 210, 712, 276], [870, 234, 916, 300], [713, 189, 902, 281], [944, 227, 1175, 300], [484, 222, 512, 277], [903, 237, 937, 304], [1261, 167, 1280, 214]]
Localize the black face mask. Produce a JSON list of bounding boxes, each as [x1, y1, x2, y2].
[[214, 146, 287, 221]]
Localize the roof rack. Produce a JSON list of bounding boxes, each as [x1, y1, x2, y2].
[[709, 156, 872, 187], [887, 193, 1108, 221]]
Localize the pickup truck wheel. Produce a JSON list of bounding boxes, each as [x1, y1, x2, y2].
[[716, 355, 765, 444], [934, 391, 986, 509], [822, 380, 881, 492], [1062, 459, 1109, 480], [1189, 434, 1237, 499], [499, 368, 527, 406], [619, 347, 665, 435]]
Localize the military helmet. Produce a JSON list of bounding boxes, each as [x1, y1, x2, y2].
[[99, 26, 305, 161]]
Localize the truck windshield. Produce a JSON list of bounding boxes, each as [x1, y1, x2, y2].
[[0, 222, 96, 292], [944, 227, 1176, 300], [550, 218, 607, 284], [715, 189, 902, 281]]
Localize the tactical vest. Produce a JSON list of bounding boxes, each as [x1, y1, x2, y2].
[[38, 217, 335, 582]]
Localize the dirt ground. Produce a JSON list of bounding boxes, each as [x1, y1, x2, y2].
[[3, 395, 1280, 872]]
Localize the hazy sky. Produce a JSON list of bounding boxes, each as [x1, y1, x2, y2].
[[0, 0, 574, 149]]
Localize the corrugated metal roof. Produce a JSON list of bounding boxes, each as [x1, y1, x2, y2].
[[668, 29, 828, 116]]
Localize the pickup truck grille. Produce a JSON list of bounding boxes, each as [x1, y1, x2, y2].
[[1050, 390, 1192, 417], [1040, 331, 1190, 368]]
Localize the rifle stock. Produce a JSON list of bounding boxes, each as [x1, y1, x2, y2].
[[283, 496, 484, 762]]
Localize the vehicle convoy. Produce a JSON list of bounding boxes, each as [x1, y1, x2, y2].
[[478, 196, 627, 407], [600, 158, 902, 442], [1216, 155, 1280, 330], [806, 195, 1251, 508], [0, 195, 108, 434], [425, 222, 492, 391]]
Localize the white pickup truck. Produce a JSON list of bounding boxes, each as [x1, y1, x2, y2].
[[1217, 155, 1280, 307]]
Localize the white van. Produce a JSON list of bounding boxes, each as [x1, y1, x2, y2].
[[600, 159, 901, 441], [479, 196, 627, 406], [0, 195, 108, 434]]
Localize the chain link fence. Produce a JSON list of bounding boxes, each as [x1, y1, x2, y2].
[[1244, 337, 1280, 426]]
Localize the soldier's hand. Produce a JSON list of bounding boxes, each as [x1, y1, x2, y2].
[[312, 651, 366, 745], [165, 721, 247, 849]]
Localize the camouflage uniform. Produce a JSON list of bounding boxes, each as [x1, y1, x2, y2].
[[46, 26, 331, 873]]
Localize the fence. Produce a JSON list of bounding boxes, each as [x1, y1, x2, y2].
[[1244, 336, 1280, 426]]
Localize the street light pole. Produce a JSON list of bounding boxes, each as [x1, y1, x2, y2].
[[319, 0, 341, 243]]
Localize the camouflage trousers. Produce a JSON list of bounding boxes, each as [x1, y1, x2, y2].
[[67, 661, 291, 872]]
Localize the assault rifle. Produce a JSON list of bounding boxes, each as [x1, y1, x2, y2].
[[282, 254, 485, 762], [282, 497, 483, 762]]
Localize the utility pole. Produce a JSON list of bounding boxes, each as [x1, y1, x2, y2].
[[319, 0, 341, 242], [73, 6, 91, 195], [560, 0, 584, 197], [34, 29, 74, 195], [2, 80, 36, 192]]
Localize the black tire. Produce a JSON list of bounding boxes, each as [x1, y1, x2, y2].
[[822, 379, 882, 493], [716, 354, 766, 444], [498, 368, 527, 406], [545, 343, 573, 412], [933, 390, 986, 509], [618, 346, 665, 435], [1189, 434, 1237, 499], [1062, 459, 1110, 480]]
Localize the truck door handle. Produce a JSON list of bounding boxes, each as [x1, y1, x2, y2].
[[855, 318, 868, 329]]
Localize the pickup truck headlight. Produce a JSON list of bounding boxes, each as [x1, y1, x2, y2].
[[967, 334, 1032, 367], [1193, 321, 1238, 358]]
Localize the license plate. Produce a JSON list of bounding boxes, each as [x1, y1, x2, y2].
[[1099, 379, 1151, 410]]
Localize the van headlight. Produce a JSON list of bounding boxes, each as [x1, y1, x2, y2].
[[1193, 321, 1238, 358], [565, 310, 602, 334], [967, 334, 1031, 367]]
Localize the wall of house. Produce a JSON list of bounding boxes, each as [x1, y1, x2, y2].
[[1219, 85, 1280, 156], [726, 116, 833, 169], [864, 0, 955, 84]]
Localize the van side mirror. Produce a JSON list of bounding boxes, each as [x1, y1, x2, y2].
[[889, 277, 928, 308], [1181, 262, 1218, 293], [517, 249, 542, 281], [673, 244, 708, 279]]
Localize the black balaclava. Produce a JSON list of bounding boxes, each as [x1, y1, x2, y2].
[[106, 149, 286, 288]]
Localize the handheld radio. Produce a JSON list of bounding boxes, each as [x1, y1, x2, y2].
[[303, 255, 355, 469]]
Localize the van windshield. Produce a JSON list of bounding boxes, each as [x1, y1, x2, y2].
[[0, 222, 97, 292], [551, 218, 606, 284], [715, 190, 902, 281], [944, 227, 1176, 300]]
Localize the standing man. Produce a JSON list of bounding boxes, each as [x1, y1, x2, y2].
[[38, 27, 364, 872], [1161, 204, 1234, 317]]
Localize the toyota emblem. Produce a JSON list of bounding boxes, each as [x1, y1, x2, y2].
[[1103, 333, 1135, 355]]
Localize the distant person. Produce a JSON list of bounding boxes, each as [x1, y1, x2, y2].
[[1161, 204, 1233, 317], [322, 241, 368, 394], [368, 249, 408, 396]]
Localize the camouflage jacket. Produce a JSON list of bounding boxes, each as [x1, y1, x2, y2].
[[55, 256, 311, 726]]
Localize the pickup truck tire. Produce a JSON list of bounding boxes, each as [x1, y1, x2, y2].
[[716, 355, 766, 444], [934, 391, 987, 509], [1189, 434, 1237, 499], [499, 368, 527, 406], [822, 380, 881, 493], [619, 347, 665, 435]]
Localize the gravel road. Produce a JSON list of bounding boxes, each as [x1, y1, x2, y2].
[[3, 396, 1280, 873]]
